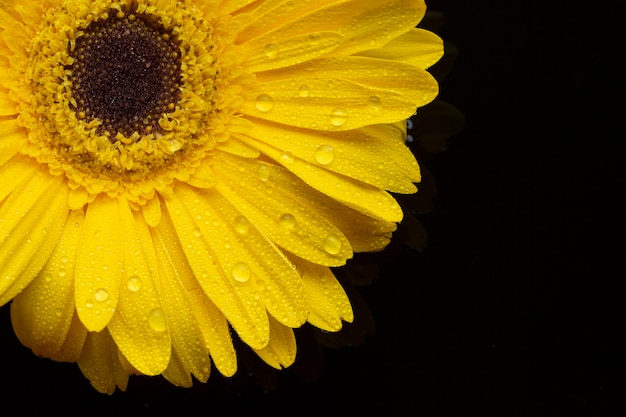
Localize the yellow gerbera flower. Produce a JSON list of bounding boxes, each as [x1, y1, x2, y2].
[[0, 0, 442, 393]]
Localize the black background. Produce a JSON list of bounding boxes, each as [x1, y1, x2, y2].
[[4, 1, 614, 415]]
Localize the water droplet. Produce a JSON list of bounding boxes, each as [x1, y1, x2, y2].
[[192, 227, 202, 237], [55, 308, 62, 317], [85, 300, 94, 309], [368, 96, 382, 111], [279, 213, 297, 231], [308, 32, 321, 44], [148, 307, 167, 332], [256, 163, 270, 181], [323, 234, 342, 255], [60, 256, 69, 264], [234, 216, 250, 235], [298, 84, 310, 97], [127, 276, 142, 292], [167, 138, 183, 152], [315, 144, 335, 165], [94, 288, 109, 302], [263, 43, 278, 58], [330, 108, 348, 127], [279, 151, 294, 164], [255, 94, 274, 112], [231, 262, 251, 283]]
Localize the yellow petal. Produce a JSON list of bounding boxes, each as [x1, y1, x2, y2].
[[291, 256, 354, 331], [74, 195, 122, 331], [237, 133, 404, 222], [107, 201, 171, 376], [187, 163, 220, 189], [0, 91, 16, 115], [356, 28, 444, 69], [239, 0, 426, 57], [242, 31, 344, 73], [10, 209, 83, 359], [165, 183, 308, 348], [162, 349, 195, 388], [153, 206, 237, 377], [163, 188, 269, 350], [236, 119, 420, 194], [0, 173, 68, 305], [54, 312, 89, 362], [242, 77, 416, 131], [0, 119, 23, 167], [141, 195, 162, 228], [77, 329, 129, 395], [257, 56, 439, 109], [145, 215, 212, 383], [215, 136, 261, 158], [253, 315, 297, 369], [211, 152, 353, 266], [218, 0, 259, 15]]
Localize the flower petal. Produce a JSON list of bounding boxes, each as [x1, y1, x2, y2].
[[218, 0, 259, 15], [238, 0, 426, 57], [165, 183, 308, 349], [0, 119, 23, 166], [74, 195, 122, 331], [10, 209, 84, 359], [152, 208, 237, 377], [236, 119, 420, 193], [242, 77, 416, 131], [163, 187, 269, 350], [106, 201, 171, 376], [242, 31, 344, 73], [256, 55, 439, 109], [253, 315, 297, 369], [237, 132, 405, 222], [211, 151, 353, 266], [0, 91, 16, 115], [291, 256, 354, 331], [355, 28, 444, 69], [77, 329, 129, 395], [144, 216, 212, 384], [0, 172, 68, 305]]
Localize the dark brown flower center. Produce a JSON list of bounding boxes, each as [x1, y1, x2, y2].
[[68, 13, 182, 138]]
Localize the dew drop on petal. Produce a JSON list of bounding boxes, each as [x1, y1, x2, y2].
[[255, 94, 274, 112], [263, 43, 278, 58], [148, 308, 167, 332], [58, 268, 67, 277], [94, 288, 109, 302], [368, 96, 382, 111], [279, 213, 297, 231], [231, 262, 251, 283], [298, 84, 310, 97], [323, 234, 342, 255], [308, 32, 321, 44], [279, 151, 294, 164], [330, 108, 348, 127], [234, 216, 250, 235], [85, 300, 94, 309], [127, 276, 142, 292], [192, 227, 202, 237], [315, 144, 335, 165], [256, 163, 270, 181]]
